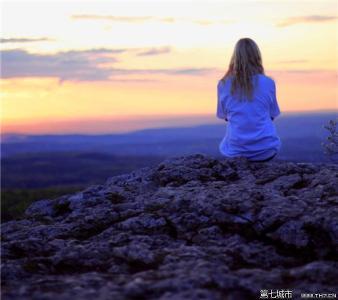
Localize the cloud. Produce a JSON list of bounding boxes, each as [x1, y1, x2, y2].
[[103, 67, 216, 77], [137, 46, 171, 56], [0, 37, 53, 43], [71, 14, 175, 23], [277, 15, 338, 27], [1, 48, 122, 82], [276, 59, 308, 64], [190, 18, 234, 26], [71, 14, 233, 26], [1, 48, 215, 82], [164, 68, 215, 75], [271, 69, 337, 74]]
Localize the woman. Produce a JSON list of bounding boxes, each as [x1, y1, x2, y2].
[[216, 37, 281, 162]]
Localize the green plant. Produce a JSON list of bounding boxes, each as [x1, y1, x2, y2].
[[322, 119, 338, 162]]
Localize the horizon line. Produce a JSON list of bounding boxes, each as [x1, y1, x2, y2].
[[1, 109, 337, 138]]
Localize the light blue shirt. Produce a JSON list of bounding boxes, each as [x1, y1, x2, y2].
[[216, 74, 282, 160]]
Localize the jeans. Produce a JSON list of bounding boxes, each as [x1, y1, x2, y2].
[[249, 152, 277, 162]]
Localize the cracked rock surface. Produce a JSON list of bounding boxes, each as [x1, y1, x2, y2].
[[1, 154, 338, 299]]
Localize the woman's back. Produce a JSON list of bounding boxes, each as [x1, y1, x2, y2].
[[217, 73, 282, 161]]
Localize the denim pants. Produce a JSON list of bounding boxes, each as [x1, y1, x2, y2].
[[249, 152, 277, 162]]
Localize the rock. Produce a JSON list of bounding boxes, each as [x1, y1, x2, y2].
[[1, 153, 338, 299]]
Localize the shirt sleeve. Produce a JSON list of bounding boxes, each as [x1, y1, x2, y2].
[[270, 80, 281, 119], [216, 81, 227, 120]]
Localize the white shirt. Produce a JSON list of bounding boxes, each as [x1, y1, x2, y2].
[[217, 74, 282, 160]]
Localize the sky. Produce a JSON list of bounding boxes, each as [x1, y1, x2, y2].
[[0, 0, 337, 134]]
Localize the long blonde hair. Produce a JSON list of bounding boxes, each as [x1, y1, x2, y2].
[[220, 38, 264, 100]]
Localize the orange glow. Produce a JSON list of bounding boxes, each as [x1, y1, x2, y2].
[[1, 1, 337, 134]]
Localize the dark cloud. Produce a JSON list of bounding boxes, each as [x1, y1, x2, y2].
[[137, 46, 171, 56], [277, 15, 338, 27], [0, 37, 53, 43], [1, 48, 216, 82], [1, 48, 122, 82]]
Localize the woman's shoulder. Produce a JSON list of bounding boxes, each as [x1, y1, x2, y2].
[[218, 76, 232, 88], [217, 74, 275, 89], [256, 74, 275, 86]]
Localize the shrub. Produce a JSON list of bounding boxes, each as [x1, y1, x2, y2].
[[322, 119, 338, 162]]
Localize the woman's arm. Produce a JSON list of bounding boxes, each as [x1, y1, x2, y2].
[[269, 81, 281, 119], [216, 81, 228, 120]]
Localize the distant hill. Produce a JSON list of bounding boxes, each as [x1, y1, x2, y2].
[[1, 152, 165, 189], [1, 112, 337, 161], [1, 153, 165, 222], [1, 112, 336, 222]]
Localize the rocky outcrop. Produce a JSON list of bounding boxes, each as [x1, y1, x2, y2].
[[1, 154, 338, 299]]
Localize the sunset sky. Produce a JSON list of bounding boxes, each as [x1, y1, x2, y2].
[[1, 0, 337, 134]]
